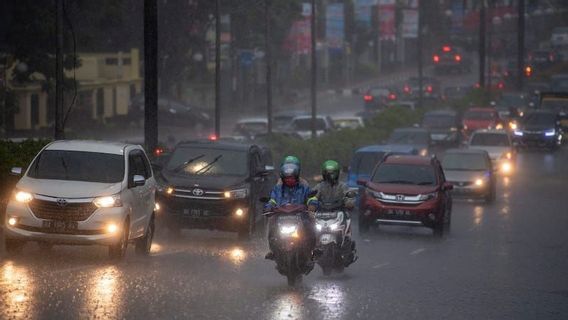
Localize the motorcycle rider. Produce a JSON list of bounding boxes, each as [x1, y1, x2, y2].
[[276, 155, 309, 187], [313, 160, 357, 265], [264, 161, 319, 263]]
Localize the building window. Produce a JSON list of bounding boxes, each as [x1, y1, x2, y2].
[[30, 94, 39, 127], [105, 58, 118, 65], [123, 58, 132, 65]]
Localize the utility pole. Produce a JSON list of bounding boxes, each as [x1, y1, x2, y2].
[[417, 0, 423, 109], [55, 0, 64, 140], [144, 0, 158, 153], [265, 0, 273, 134], [478, 0, 486, 89], [310, 0, 317, 139], [517, 0, 525, 90], [214, 0, 221, 138]]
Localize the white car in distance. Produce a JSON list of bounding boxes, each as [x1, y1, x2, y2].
[[5, 140, 157, 259]]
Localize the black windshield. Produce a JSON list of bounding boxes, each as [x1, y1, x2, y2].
[[28, 150, 124, 183], [166, 147, 248, 176], [352, 152, 385, 175], [442, 154, 489, 171], [470, 133, 510, 147]]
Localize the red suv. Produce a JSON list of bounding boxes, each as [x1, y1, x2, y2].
[[357, 155, 453, 237], [462, 107, 504, 137]]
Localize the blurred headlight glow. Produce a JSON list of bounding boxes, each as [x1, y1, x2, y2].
[[106, 223, 119, 234], [8, 217, 18, 226], [501, 162, 512, 174], [93, 195, 122, 208], [14, 191, 33, 203], [474, 179, 484, 187]]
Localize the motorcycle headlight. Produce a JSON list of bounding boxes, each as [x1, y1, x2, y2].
[[224, 188, 248, 199], [93, 194, 123, 208], [280, 225, 299, 237], [329, 221, 343, 231], [316, 223, 323, 232], [14, 190, 33, 203], [418, 192, 437, 201]]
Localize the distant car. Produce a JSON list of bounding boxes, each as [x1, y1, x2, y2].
[[525, 81, 550, 97], [273, 110, 310, 131], [432, 45, 471, 74], [421, 110, 461, 147], [357, 154, 453, 237], [551, 26, 568, 48], [363, 86, 398, 110], [467, 129, 515, 175], [402, 77, 441, 100], [346, 145, 418, 193], [286, 115, 334, 139], [462, 107, 504, 136], [155, 140, 275, 239], [513, 110, 563, 150], [5, 140, 157, 258], [527, 50, 557, 68], [387, 127, 431, 156], [494, 92, 529, 121], [233, 118, 268, 139], [386, 100, 416, 111], [128, 95, 213, 130], [442, 149, 496, 203], [443, 85, 472, 101], [332, 116, 365, 130]]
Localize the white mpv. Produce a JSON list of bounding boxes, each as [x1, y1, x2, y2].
[[5, 140, 157, 259]]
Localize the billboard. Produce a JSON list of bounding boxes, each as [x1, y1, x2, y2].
[[378, 0, 396, 41], [402, 9, 418, 39], [326, 3, 344, 51], [354, 0, 376, 27]]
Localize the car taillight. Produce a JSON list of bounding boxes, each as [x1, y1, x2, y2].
[[364, 95, 373, 102], [497, 82, 504, 89], [154, 147, 165, 157], [426, 85, 433, 93], [404, 86, 410, 93], [433, 55, 440, 63], [209, 134, 218, 141], [549, 54, 555, 62], [443, 45, 451, 52], [525, 66, 532, 77], [455, 54, 461, 62], [388, 93, 396, 100]]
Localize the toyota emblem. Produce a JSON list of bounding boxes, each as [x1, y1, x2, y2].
[[396, 195, 404, 201], [56, 198, 68, 207], [192, 188, 204, 196]]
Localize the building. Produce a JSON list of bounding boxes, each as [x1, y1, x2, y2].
[[7, 48, 142, 131]]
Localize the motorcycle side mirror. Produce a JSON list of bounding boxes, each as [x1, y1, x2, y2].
[[356, 179, 368, 187], [345, 190, 357, 198]]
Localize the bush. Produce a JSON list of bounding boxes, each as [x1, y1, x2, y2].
[[0, 139, 50, 203], [265, 107, 425, 180]]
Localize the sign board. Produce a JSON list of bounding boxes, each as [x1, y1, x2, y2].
[[378, 0, 396, 41], [354, 0, 376, 27], [402, 9, 418, 39], [326, 3, 344, 51]]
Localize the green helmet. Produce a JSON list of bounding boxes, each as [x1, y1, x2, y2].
[[282, 155, 301, 172], [321, 160, 340, 184]]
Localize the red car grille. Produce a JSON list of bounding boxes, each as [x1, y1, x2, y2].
[[28, 199, 98, 222]]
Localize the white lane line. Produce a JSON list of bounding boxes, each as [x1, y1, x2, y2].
[[410, 248, 426, 255], [372, 262, 390, 269]]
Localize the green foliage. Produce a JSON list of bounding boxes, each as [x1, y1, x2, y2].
[[0, 139, 50, 201], [266, 107, 425, 179]]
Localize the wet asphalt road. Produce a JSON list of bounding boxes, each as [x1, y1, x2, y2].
[[2, 147, 568, 320]]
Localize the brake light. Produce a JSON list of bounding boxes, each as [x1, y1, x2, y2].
[[388, 93, 397, 100], [525, 66, 532, 77], [455, 54, 461, 62], [442, 46, 451, 52], [433, 55, 440, 63], [549, 54, 555, 62], [364, 95, 373, 102], [497, 82, 504, 89], [404, 86, 410, 93], [154, 147, 164, 157], [426, 85, 433, 93], [209, 134, 218, 141]]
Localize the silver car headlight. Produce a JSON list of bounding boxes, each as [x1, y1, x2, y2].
[[418, 192, 437, 201]]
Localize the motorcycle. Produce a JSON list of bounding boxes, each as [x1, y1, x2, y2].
[[315, 199, 357, 276], [264, 204, 316, 286]]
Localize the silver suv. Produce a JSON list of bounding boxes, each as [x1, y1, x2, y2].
[[5, 140, 157, 259]]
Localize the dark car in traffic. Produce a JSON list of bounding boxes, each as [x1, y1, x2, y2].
[[442, 149, 496, 203], [363, 86, 398, 110], [154, 140, 275, 239], [433, 45, 471, 74], [357, 154, 453, 237], [402, 77, 441, 101], [421, 110, 462, 147], [513, 110, 563, 150], [387, 127, 431, 157]]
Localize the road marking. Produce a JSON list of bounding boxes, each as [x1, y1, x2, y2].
[[410, 248, 426, 255], [372, 262, 390, 269]]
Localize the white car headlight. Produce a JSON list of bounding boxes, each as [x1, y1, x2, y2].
[[545, 129, 556, 137], [418, 192, 437, 201], [513, 130, 523, 137], [93, 195, 123, 208], [316, 223, 323, 231], [224, 188, 249, 199], [474, 178, 484, 187], [14, 190, 33, 203]]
